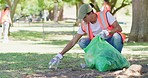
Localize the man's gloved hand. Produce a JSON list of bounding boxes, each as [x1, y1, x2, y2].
[[98, 30, 109, 39], [48, 53, 63, 69]]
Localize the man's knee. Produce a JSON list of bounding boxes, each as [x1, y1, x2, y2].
[[78, 38, 91, 49], [112, 33, 122, 41], [111, 33, 123, 52]]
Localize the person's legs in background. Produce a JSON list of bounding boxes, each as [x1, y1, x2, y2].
[[78, 38, 91, 49], [105, 33, 123, 52], [0, 24, 2, 40], [3, 22, 9, 43]]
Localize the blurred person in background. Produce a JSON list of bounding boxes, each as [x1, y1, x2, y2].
[[100, 0, 111, 12], [0, 6, 12, 43]]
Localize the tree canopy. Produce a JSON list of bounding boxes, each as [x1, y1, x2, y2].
[[0, 0, 132, 22]]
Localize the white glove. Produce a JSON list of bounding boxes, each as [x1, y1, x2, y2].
[[48, 53, 63, 69], [98, 30, 109, 39]]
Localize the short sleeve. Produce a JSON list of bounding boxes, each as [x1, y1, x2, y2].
[[77, 26, 85, 35], [106, 12, 116, 25]]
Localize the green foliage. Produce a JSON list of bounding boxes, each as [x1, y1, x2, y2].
[[44, 0, 55, 10], [38, 0, 45, 10], [63, 0, 80, 5], [0, 0, 6, 10], [23, 0, 40, 15], [44, 0, 64, 10]]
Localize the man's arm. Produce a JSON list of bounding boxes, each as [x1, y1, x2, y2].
[[48, 33, 83, 67], [108, 21, 122, 35], [60, 34, 83, 55]]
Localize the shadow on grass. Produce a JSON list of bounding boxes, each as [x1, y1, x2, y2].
[[124, 54, 148, 74], [0, 53, 84, 78], [0, 53, 148, 78]]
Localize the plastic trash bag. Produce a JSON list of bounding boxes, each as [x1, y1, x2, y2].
[[83, 35, 130, 72]]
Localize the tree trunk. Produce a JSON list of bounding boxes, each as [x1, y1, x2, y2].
[[74, 3, 81, 26], [49, 10, 54, 21], [58, 7, 63, 21], [53, 2, 59, 23], [128, 0, 148, 42]]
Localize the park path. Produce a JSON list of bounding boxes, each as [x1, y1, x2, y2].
[[0, 40, 83, 54]]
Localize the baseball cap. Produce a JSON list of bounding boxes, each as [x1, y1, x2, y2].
[[78, 4, 93, 20]]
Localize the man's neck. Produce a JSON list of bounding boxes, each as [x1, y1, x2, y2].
[[91, 13, 97, 24]]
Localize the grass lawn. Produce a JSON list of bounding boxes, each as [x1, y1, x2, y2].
[[0, 53, 147, 78], [0, 53, 85, 77]]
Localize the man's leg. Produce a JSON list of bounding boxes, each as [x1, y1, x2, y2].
[[78, 38, 91, 49], [105, 33, 123, 52]]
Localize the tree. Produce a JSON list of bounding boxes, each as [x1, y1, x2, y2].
[[0, 0, 5, 9], [63, 0, 84, 25], [110, 0, 132, 15], [90, 0, 132, 15], [63, 0, 132, 26], [128, 0, 148, 42], [5, 0, 20, 22], [53, 1, 59, 22]]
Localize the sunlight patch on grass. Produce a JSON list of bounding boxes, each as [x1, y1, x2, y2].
[[124, 42, 148, 46], [124, 42, 148, 51]]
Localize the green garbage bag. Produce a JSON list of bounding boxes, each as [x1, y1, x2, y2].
[[83, 35, 130, 72]]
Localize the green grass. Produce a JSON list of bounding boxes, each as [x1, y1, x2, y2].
[[0, 53, 147, 77], [11, 30, 43, 41], [0, 53, 85, 77]]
